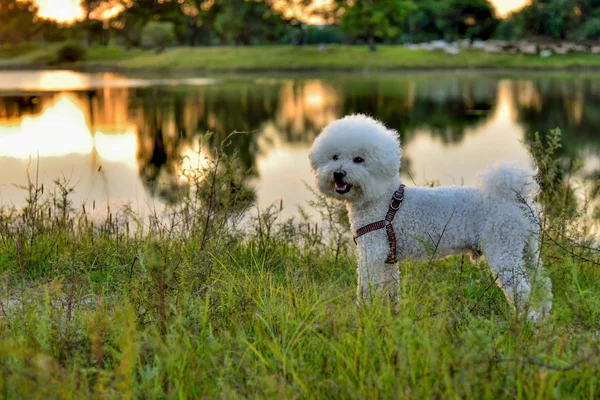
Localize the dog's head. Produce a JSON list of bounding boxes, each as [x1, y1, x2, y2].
[[309, 114, 401, 204]]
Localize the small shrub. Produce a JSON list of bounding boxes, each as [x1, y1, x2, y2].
[[141, 21, 176, 53], [55, 42, 87, 63]]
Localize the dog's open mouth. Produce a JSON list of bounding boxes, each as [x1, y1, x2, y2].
[[335, 182, 352, 194]]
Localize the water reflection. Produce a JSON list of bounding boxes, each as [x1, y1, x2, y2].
[[0, 70, 215, 92], [404, 80, 533, 185], [0, 92, 151, 215], [0, 72, 598, 233], [0, 94, 93, 157]]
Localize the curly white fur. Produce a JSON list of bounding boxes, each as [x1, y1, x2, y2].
[[309, 114, 552, 321]]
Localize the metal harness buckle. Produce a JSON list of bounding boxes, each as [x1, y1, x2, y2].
[[390, 195, 403, 210]]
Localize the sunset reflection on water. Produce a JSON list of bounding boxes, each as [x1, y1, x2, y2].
[[0, 71, 598, 236], [0, 94, 93, 158], [403, 80, 532, 185], [0, 91, 149, 215]]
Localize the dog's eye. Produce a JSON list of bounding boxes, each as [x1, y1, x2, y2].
[[332, 155, 339, 161], [353, 157, 364, 164]]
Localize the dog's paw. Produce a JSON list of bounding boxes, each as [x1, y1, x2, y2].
[[524, 301, 552, 323]]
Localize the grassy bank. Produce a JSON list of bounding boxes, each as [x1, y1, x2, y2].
[[3, 44, 600, 72], [0, 135, 599, 398]]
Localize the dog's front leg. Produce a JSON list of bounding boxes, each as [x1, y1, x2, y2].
[[356, 236, 400, 303]]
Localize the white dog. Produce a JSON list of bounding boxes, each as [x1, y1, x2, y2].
[[309, 114, 552, 321]]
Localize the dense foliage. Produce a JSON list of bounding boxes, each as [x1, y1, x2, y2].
[[0, 0, 38, 45], [140, 21, 176, 51], [333, 0, 415, 51], [2, 0, 600, 52], [504, 0, 600, 40]]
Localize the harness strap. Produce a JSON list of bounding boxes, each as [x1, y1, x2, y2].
[[353, 184, 405, 264]]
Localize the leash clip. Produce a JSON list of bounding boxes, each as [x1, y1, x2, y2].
[[390, 190, 404, 210]]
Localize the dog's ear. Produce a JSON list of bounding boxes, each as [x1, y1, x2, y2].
[[361, 124, 401, 178], [390, 128, 402, 169], [308, 149, 318, 172], [308, 139, 324, 172], [308, 127, 335, 172]]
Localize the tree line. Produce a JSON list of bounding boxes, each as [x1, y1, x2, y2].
[[1, 0, 599, 52]]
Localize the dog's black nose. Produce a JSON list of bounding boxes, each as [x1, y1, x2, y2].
[[333, 171, 346, 181]]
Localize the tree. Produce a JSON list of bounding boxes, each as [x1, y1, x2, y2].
[[180, 0, 222, 45], [509, 0, 600, 40], [0, 0, 38, 45], [333, 0, 415, 52], [81, 0, 107, 20], [437, 0, 498, 42], [114, 0, 187, 46], [512, 0, 577, 40], [211, 0, 290, 45], [141, 21, 176, 52], [406, 0, 445, 42], [35, 19, 70, 43], [79, 0, 115, 44]]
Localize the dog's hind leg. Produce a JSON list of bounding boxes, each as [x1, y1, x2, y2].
[[483, 248, 533, 319], [524, 233, 553, 318], [480, 224, 549, 321]]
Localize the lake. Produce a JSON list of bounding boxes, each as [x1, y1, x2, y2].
[[0, 70, 598, 233]]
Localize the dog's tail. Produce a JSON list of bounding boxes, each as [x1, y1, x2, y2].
[[478, 164, 539, 203]]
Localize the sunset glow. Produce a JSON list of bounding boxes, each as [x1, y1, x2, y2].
[[494, 0, 530, 17], [36, 0, 84, 23], [0, 95, 93, 158]]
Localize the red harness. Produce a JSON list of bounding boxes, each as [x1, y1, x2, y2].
[[353, 184, 406, 264]]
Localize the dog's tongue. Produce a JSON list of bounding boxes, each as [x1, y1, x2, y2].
[[336, 182, 348, 191]]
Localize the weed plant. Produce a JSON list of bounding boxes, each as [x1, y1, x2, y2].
[[0, 132, 599, 398]]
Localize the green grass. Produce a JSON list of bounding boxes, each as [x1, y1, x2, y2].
[[0, 43, 40, 59], [82, 45, 600, 71], [3, 44, 600, 72], [0, 137, 599, 398]]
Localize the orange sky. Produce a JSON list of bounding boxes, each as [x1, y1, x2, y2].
[[35, 0, 529, 23], [493, 0, 530, 16], [36, 0, 84, 22]]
